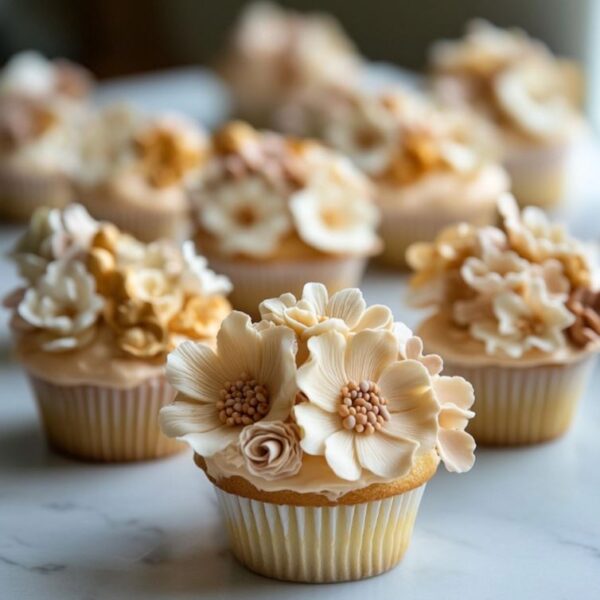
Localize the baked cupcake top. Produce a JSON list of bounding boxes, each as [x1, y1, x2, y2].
[[429, 20, 584, 145], [407, 194, 599, 365], [219, 1, 362, 122], [74, 106, 208, 207], [160, 282, 475, 502], [193, 121, 381, 260], [5, 204, 232, 387], [277, 86, 508, 205]]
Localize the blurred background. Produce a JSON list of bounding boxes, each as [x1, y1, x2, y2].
[[1, 0, 599, 125]]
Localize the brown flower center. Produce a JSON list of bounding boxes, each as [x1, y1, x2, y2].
[[338, 380, 390, 435], [217, 373, 270, 427]]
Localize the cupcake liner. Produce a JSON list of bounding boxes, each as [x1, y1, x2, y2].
[[215, 483, 426, 583], [377, 201, 497, 269], [0, 165, 73, 221], [29, 373, 184, 462], [205, 254, 368, 317], [77, 186, 190, 242], [442, 354, 597, 446], [503, 142, 570, 209]]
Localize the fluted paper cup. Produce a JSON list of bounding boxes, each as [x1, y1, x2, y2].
[[441, 353, 597, 446], [204, 254, 368, 317], [215, 484, 426, 583], [377, 201, 497, 269], [0, 165, 73, 221], [29, 374, 184, 461]]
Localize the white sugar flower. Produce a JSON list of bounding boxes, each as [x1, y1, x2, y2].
[[17, 258, 104, 351], [471, 276, 575, 358], [160, 311, 297, 456], [123, 268, 183, 322], [294, 329, 439, 481], [12, 204, 99, 282], [259, 282, 393, 341], [290, 151, 379, 255], [180, 241, 232, 297], [198, 176, 292, 258], [432, 376, 476, 473]]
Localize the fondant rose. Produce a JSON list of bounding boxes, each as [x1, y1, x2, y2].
[[239, 421, 302, 480]]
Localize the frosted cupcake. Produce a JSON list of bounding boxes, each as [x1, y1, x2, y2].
[[74, 105, 207, 242], [219, 1, 362, 126], [407, 194, 599, 446], [160, 282, 475, 582], [5, 204, 231, 461], [192, 122, 380, 315], [278, 87, 508, 268], [429, 20, 584, 208]]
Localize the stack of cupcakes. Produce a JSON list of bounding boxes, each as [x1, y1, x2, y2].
[[6, 204, 231, 461], [160, 283, 476, 582], [407, 194, 599, 445], [192, 121, 381, 314]]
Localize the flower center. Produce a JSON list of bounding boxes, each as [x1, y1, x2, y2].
[[217, 372, 270, 427], [234, 205, 258, 227], [338, 380, 390, 435]]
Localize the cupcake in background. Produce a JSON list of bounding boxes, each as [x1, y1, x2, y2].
[[192, 121, 380, 316], [429, 20, 584, 208], [160, 283, 475, 582], [5, 204, 231, 461], [219, 1, 362, 126], [0, 52, 93, 221], [407, 194, 599, 446], [74, 105, 207, 242], [278, 86, 508, 268]]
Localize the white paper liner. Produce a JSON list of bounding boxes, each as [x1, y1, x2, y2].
[[377, 201, 497, 269], [0, 165, 73, 221], [205, 254, 368, 317], [442, 354, 597, 445], [215, 484, 426, 583], [28, 373, 184, 461], [503, 142, 570, 209]]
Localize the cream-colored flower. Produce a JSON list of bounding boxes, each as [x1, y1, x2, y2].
[[401, 335, 443, 377], [239, 421, 302, 480], [17, 258, 103, 351], [432, 376, 476, 473], [199, 176, 293, 258], [470, 276, 575, 358], [499, 194, 591, 288], [169, 295, 231, 342], [180, 241, 232, 297], [12, 204, 99, 283], [160, 311, 297, 456], [259, 282, 393, 342], [294, 329, 439, 481], [290, 150, 379, 255]]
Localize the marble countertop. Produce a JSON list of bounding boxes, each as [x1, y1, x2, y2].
[[2, 69, 600, 599]]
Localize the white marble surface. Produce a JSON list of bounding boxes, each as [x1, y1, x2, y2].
[[2, 69, 600, 599]]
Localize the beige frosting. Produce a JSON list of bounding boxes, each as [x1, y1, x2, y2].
[[418, 312, 599, 368], [14, 324, 166, 388], [205, 445, 439, 502]]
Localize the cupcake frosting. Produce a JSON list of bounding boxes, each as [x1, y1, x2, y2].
[[194, 121, 380, 259], [407, 194, 600, 362], [160, 283, 476, 500]]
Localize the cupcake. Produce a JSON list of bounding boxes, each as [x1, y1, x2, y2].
[[192, 122, 380, 315], [5, 204, 231, 461], [160, 282, 475, 582], [429, 20, 584, 208], [74, 105, 208, 242], [277, 86, 508, 268], [219, 1, 362, 126], [407, 194, 599, 446]]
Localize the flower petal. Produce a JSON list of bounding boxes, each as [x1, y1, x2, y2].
[[324, 430, 361, 481], [355, 432, 418, 479], [344, 330, 397, 384], [297, 331, 347, 413], [301, 282, 328, 314], [159, 396, 222, 436], [294, 403, 340, 455], [354, 304, 393, 332], [432, 376, 475, 411], [180, 426, 240, 457], [216, 311, 261, 381], [326, 288, 366, 329], [437, 429, 476, 473], [166, 340, 225, 402]]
